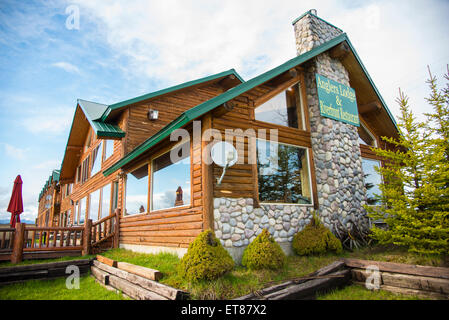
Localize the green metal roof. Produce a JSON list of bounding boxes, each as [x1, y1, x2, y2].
[[38, 169, 60, 201], [77, 99, 125, 138], [103, 32, 397, 177], [100, 69, 244, 122]]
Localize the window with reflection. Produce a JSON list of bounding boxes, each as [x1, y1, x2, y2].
[[79, 197, 86, 224], [257, 139, 312, 204], [89, 189, 101, 221], [104, 140, 114, 160], [101, 184, 111, 219], [91, 141, 103, 176], [362, 158, 382, 205], [358, 123, 377, 147], [73, 201, 78, 225], [125, 164, 148, 216], [151, 143, 191, 211], [255, 83, 303, 130]]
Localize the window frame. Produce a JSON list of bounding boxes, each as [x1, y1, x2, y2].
[[149, 141, 192, 213], [253, 80, 306, 131], [255, 138, 314, 207], [358, 121, 378, 148], [123, 162, 150, 217], [361, 157, 383, 207], [90, 140, 103, 177]]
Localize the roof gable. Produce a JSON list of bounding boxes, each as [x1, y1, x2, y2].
[[101, 68, 244, 122]]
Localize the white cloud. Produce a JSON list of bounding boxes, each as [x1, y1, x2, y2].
[[22, 107, 74, 135], [70, 0, 448, 121], [2, 143, 27, 160], [51, 61, 81, 74]]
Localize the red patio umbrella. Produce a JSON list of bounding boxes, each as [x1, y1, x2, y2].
[[7, 175, 23, 228]]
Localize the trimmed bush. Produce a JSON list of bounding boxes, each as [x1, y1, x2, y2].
[[177, 230, 234, 282], [292, 215, 343, 256], [242, 229, 286, 270]]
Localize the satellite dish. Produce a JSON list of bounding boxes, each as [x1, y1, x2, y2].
[[211, 142, 238, 168], [211, 142, 238, 185]]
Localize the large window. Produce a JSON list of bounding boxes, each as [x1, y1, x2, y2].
[[257, 139, 312, 205], [255, 83, 304, 130], [73, 201, 78, 225], [81, 156, 90, 183], [89, 189, 101, 221], [151, 144, 191, 211], [362, 158, 382, 205], [125, 164, 149, 216], [78, 197, 86, 224], [100, 184, 111, 219], [87, 184, 112, 221], [91, 141, 103, 176], [104, 140, 114, 160]]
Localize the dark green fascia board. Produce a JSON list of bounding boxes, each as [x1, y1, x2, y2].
[[292, 10, 343, 32], [100, 69, 245, 122], [103, 32, 398, 176]]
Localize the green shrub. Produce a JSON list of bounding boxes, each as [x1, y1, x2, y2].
[[177, 230, 234, 282], [292, 214, 343, 256], [241, 229, 286, 270]]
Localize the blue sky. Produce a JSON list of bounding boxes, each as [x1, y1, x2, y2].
[[0, 0, 448, 222]]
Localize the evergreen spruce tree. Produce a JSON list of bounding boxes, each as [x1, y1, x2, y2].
[[366, 68, 449, 255]]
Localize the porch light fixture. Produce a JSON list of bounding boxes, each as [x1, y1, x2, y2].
[[148, 109, 159, 121]]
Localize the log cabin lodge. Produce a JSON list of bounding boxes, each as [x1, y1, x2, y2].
[[36, 10, 398, 261]]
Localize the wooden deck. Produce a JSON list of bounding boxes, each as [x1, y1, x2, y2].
[[0, 209, 120, 264]]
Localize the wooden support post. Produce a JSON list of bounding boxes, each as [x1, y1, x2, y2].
[[113, 209, 121, 248], [82, 219, 92, 256], [11, 223, 25, 264], [201, 114, 214, 231]]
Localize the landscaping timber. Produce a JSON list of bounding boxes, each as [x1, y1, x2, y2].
[[117, 261, 162, 281], [342, 258, 449, 279], [235, 261, 350, 300], [0, 259, 92, 285], [108, 273, 168, 300], [345, 258, 449, 299], [92, 260, 189, 300], [96, 255, 117, 268]]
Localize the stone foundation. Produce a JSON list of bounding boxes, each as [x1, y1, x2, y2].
[[213, 197, 314, 247]]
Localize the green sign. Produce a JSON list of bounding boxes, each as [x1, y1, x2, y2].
[[315, 73, 359, 126]]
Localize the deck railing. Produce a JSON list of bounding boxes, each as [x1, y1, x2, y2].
[[0, 228, 15, 251], [7, 209, 121, 264], [91, 211, 118, 247]]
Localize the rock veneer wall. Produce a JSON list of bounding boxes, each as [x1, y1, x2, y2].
[[294, 11, 369, 232], [213, 198, 313, 249]]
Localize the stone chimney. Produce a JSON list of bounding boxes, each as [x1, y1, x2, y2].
[[293, 9, 343, 55], [293, 10, 369, 234]]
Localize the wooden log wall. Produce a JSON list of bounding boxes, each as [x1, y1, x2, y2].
[[125, 83, 226, 154], [68, 123, 125, 225]]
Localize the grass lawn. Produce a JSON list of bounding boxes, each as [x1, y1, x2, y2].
[[317, 284, 428, 300], [0, 273, 128, 300], [101, 245, 447, 300], [0, 244, 446, 300]]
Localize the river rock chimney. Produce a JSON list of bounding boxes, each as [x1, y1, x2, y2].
[[292, 9, 343, 55]]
